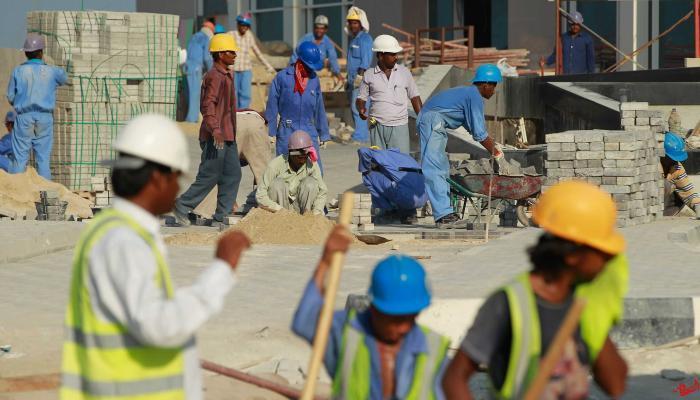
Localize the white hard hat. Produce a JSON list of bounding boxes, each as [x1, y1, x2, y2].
[[107, 114, 190, 173], [314, 15, 329, 26], [372, 34, 403, 53]]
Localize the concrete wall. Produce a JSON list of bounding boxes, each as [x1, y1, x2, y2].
[[507, 0, 555, 69], [355, 0, 428, 40]]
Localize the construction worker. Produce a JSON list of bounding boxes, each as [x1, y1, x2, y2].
[[0, 110, 16, 172], [174, 34, 242, 226], [443, 180, 629, 399], [256, 130, 327, 215], [229, 13, 276, 109], [289, 15, 344, 82], [542, 11, 595, 74], [345, 6, 373, 143], [265, 41, 330, 169], [184, 21, 215, 122], [214, 23, 226, 34], [292, 230, 450, 399], [6, 33, 67, 180], [357, 34, 422, 154], [60, 114, 251, 399], [660, 132, 700, 218], [417, 64, 503, 227]]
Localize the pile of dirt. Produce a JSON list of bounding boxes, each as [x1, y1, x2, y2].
[[0, 168, 93, 219], [231, 208, 340, 245]]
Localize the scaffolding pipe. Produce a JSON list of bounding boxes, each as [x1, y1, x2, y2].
[[633, 0, 638, 70], [555, 0, 562, 74]]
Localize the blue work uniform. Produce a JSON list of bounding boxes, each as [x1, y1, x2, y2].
[[291, 280, 448, 400], [0, 131, 12, 172], [289, 33, 341, 75], [358, 147, 428, 211], [265, 65, 330, 169], [417, 85, 488, 220], [346, 30, 373, 142], [546, 31, 595, 74], [6, 59, 67, 180], [184, 30, 214, 122]]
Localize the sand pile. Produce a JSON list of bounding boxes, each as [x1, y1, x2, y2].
[[231, 208, 339, 245], [0, 168, 93, 219]]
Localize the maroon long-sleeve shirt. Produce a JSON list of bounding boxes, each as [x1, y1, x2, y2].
[[199, 63, 237, 142]]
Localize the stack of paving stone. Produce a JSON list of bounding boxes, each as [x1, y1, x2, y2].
[[619, 102, 666, 149], [26, 10, 180, 190], [545, 130, 664, 227], [339, 193, 373, 230], [37, 190, 67, 221]]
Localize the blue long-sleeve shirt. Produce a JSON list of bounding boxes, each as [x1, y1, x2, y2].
[[289, 33, 341, 75], [291, 280, 447, 399], [7, 59, 67, 114], [186, 30, 214, 72], [264, 66, 330, 142], [347, 31, 373, 81], [419, 85, 488, 141], [546, 31, 595, 74]]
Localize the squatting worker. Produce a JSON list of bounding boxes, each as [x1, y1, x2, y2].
[[418, 64, 503, 227], [542, 11, 595, 75], [174, 34, 243, 226], [228, 13, 276, 109], [0, 111, 16, 172], [660, 132, 700, 219], [266, 41, 330, 169], [345, 6, 373, 143], [357, 34, 421, 154], [6, 33, 67, 180], [60, 114, 251, 399], [443, 180, 629, 399], [293, 226, 450, 399], [184, 21, 215, 122], [289, 15, 344, 83], [256, 130, 327, 215]]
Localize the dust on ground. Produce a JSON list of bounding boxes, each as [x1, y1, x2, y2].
[[0, 168, 93, 219]]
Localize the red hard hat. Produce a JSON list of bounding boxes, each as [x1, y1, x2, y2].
[[288, 130, 313, 150]]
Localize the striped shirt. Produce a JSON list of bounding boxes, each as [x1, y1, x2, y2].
[[228, 30, 275, 72], [667, 163, 700, 206]]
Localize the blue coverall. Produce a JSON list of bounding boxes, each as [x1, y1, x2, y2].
[[418, 85, 488, 220], [291, 280, 448, 399], [346, 30, 373, 142], [265, 65, 330, 169], [289, 33, 341, 75], [185, 30, 214, 122], [6, 59, 67, 180], [546, 31, 595, 74], [0, 131, 12, 172]]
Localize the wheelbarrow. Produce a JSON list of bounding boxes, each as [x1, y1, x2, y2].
[[447, 173, 543, 226]]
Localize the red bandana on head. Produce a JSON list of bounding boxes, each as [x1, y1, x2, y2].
[[293, 60, 310, 94]]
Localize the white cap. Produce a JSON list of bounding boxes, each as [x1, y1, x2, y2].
[[106, 114, 190, 173], [372, 34, 403, 53], [314, 15, 329, 26]]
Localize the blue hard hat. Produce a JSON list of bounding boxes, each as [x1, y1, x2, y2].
[[664, 132, 688, 162], [369, 255, 431, 315], [5, 110, 15, 123], [236, 13, 252, 26], [472, 63, 503, 84], [297, 41, 324, 71], [215, 24, 226, 34]]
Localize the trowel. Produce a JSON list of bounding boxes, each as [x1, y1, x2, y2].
[[355, 234, 391, 245]]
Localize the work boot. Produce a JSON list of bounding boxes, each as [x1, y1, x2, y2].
[[173, 208, 191, 226], [435, 213, 464, 228]]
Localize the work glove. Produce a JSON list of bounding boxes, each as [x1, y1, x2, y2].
[[353, 74, 363, 89], [493, 143, 505, 160]]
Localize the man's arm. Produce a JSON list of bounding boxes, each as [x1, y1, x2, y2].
[[255, 158, 284, 212], [464, 95, 499, 156], [410, 97, 422, 115], [592, 336, 628, 397], [6, 70, 15, 105], [204, 50, 214, 71], [201, 73, 224, 147], [407, 74, 422, 114], [545, 46, 556, 66], [442, 350, 478, 400], [264, 75, 281, 138], [250, 36, 275, 72], [311, 165, 328, 214], [359, 35, 372, 72], [356, 77, 369, 120], [326, 39, 342, 76], [54, 67, 68, 86], [315, 85, 331, 142]]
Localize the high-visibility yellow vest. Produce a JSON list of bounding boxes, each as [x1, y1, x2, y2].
[[60, 208, 186, 400], [497, 254, 629, 399], [331, 310, 450, 400]]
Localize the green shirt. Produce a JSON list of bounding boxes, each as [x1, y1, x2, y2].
[[255, 155, 328, 214]]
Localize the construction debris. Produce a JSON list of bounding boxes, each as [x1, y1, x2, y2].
[[37, 190, 68, 221]]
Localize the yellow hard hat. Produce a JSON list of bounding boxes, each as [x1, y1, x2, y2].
[[346, 8, 362, 21], [532, 180, 625, 255], [209, 33, 238, 52]]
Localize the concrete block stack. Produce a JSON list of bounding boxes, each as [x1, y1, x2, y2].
[[26, 10, 180, 190], [37, 190, 67, 221], [545, 130, 664, 227], [338, 193, 373, 230], [619, 102, 666, 149]]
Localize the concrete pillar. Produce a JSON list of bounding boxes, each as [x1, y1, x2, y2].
[[651, 0, 660, 69], [617, 0, 650, 71]]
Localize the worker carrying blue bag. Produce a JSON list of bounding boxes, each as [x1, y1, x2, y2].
[[358, 147, 427, 223]]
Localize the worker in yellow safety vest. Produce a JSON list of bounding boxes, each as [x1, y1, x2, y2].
[[292, 225, 451, 399], [442, 180, 629, 399], [60, 114, 251, 400]]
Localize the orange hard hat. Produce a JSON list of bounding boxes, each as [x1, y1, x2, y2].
[[532, 180, 625, 255]]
